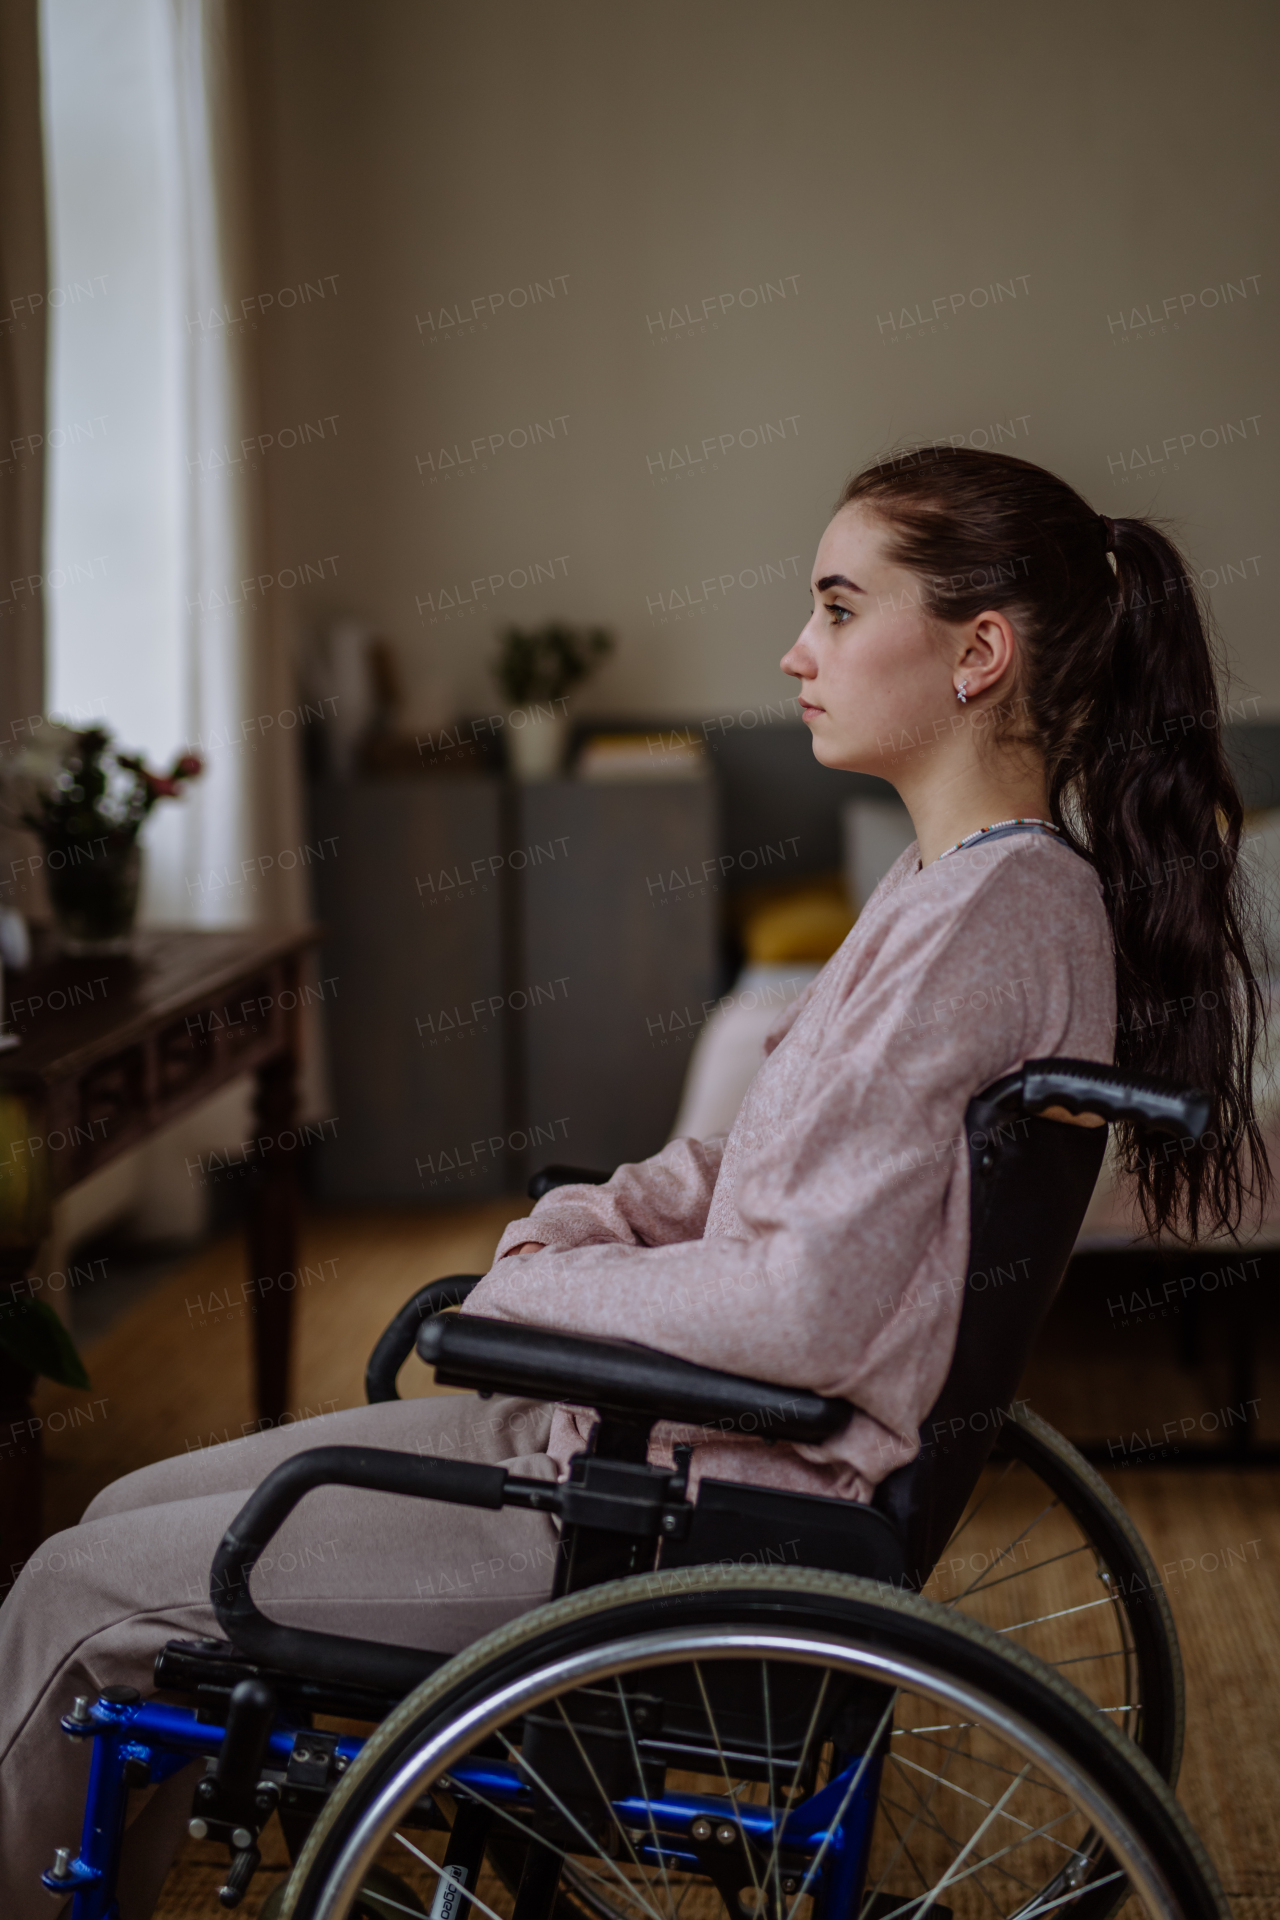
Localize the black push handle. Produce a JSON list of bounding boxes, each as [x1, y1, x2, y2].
[[211, 1446, 507, 1695], [418, 1313, 853, 1444], [527, 1164, 612, 1200], [989, 1057, 1211, 1141], [365, 1274, 482, 1403]]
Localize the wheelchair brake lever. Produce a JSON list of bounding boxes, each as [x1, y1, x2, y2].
[[218, 1841, 261, 1910]]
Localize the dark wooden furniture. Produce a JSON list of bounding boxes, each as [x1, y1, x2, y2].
[[0, 925, 316, 1573], [518, 779, 720, 1178], [1054, 1238, 1280, 1467], [308, 776, 720, 1200], [308, 778, 507, 1202]]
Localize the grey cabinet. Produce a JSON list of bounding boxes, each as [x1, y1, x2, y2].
[[308, 776, 718, 1201], [517, 779, 719, 1179], [309, 778, 506, 1201]]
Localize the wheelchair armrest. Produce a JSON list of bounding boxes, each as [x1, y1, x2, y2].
[[418, 1313, 853, 1444], [527, 1163, 613, 1200], [986, 1056, 1209, 1140], [364, 1168, 616, 1400], [365, 1274, 482, 1403], [210, 1445, 557, 1696]]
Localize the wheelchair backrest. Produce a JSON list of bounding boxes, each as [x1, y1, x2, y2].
[[872, 1083, 1107, 1585]]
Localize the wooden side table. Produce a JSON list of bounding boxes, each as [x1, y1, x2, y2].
[[0, 925, 317, 1574]]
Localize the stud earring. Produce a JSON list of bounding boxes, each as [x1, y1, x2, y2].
[[956, 681, 968, 704]]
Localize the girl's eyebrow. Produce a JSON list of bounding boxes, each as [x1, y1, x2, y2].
[[816, 573, 866, 593]]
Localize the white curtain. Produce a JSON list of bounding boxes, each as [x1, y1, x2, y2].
[[167, 0, 257, 926], [41, 0, 288, 929]]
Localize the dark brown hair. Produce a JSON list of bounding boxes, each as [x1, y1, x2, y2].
[[840, 444, 1269, 1241]]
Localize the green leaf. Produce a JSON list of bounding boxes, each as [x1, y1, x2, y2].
[[0, 1296, 90, 1389], [494, 622, 616, 705]]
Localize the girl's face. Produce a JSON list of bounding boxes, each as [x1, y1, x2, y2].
[[780, 504, 963, 776]]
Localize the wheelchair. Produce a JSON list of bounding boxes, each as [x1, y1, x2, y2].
[[43, 1058, 1229, 1920]]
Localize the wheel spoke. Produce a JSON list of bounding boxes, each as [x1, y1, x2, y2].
[[550, 1695, 659, 1891], [863, 1715, 967, 1915], [692, 1662, 765, 1904], [390, 1830, 515, 1920], [610, 1680, 677, 1918], [893, 1763, 1033, 1920], [945, 1457, 1018, 1549], [762, 1664, 783, 1920], [863, 1794, 935, 1908], [881, 1775, 1042, 1906], [783, 1690, 898, 1920], [757, 1664, 834, 1913], [447, 1773, 660, 1920], [948, 1502, 1060, 1606], [890, 1752, 1077, 1855], [890, 1721, 980, 1736], [880, 1767, 1025, 1918], [902, 1732, 1062, 1791], [996, 1595, 1118, 1635], [954, 1542, 1093, 1603], [496, 1728, 669, 1920], [873, 1794, 1083, 1914], [1010, 1866, 1128, 1920], [1047, 1650, 1125, 1669]]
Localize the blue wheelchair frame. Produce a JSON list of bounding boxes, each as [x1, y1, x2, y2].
[[48, 1690, 883, 1920]]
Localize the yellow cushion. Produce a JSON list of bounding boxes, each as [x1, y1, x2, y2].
[[742, 884, 855, 963]]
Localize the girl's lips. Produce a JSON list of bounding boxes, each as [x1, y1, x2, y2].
[[799, 700, 826, 720]]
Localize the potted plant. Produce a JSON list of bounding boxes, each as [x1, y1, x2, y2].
[[0, 724, 202, 953], [0, 1283, 89, 1396], [492, 624, 614, 779]]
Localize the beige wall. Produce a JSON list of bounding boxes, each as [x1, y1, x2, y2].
[[244, 0, 1279, 726]]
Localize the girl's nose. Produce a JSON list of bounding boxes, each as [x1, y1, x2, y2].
[[781, 635, 813, 677]]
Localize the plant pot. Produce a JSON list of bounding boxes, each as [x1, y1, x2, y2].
[[505, 705, 570, 780], [46, 836, 141, 955]]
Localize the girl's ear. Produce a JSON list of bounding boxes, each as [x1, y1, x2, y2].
[[955, 610, 1019, 697]]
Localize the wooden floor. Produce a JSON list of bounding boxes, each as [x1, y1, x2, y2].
[[25, 1203, 1280, 1917]]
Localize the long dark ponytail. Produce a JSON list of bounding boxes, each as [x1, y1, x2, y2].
[[840, 445, 1270, 1242]]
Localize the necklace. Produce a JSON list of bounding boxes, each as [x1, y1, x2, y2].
[[937, 816, 1062, 861]]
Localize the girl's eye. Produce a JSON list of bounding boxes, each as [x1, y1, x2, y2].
[[827, 603, 852, 625]]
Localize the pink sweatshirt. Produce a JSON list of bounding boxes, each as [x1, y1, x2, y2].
[[466, 834, 1116, 1503]]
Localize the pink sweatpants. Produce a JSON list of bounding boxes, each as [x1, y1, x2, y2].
[[0, 1394, 558, 1918]]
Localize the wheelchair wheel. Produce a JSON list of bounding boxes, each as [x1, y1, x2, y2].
[[259, 1863, 427, 1920], [930, 1406, 1184, 1783], [277, 1567, 1224, 1920]]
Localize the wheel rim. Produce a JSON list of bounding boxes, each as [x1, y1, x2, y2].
[[301, 1626, 1184, 1920]]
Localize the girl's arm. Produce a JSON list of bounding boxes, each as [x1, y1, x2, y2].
[[490, 1131, 726, 1259]]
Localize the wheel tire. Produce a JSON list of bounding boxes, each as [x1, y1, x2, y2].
[[277, 1566, 1226, 1920], [261, 1861, 427, 1920]]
